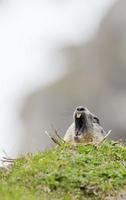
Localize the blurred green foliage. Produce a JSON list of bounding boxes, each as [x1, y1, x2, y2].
[[0, 140, 126, 200]]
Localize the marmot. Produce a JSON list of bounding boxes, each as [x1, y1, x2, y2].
[[64, 106, 106, 145]]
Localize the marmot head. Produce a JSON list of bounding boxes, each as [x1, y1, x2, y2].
[[73, 106, 103, 142]]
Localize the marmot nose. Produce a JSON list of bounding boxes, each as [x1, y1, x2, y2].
[[76, 106, 85, 112]]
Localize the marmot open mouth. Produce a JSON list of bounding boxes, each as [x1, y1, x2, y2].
[[75, 113, 86, 135]]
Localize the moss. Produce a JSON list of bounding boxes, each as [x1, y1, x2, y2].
[[0, 140, 126, 200]]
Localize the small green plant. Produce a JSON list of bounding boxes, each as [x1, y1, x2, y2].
[[0, 140, 126, 200]]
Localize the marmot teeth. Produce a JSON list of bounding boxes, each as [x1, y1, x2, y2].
[[77, 113, 81, 118]]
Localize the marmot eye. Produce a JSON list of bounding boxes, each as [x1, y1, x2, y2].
[[93, 117, 100, 124]]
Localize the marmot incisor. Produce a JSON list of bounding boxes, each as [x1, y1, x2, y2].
[[64, 106, 106, 145]]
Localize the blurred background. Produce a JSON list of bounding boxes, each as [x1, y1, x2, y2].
[[0, 0, 126, 159]]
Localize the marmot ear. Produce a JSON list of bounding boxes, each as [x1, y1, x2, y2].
[[93, 115, 100, 124]]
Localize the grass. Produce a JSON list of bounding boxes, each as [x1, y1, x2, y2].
[[0, 140, 126, 200]]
